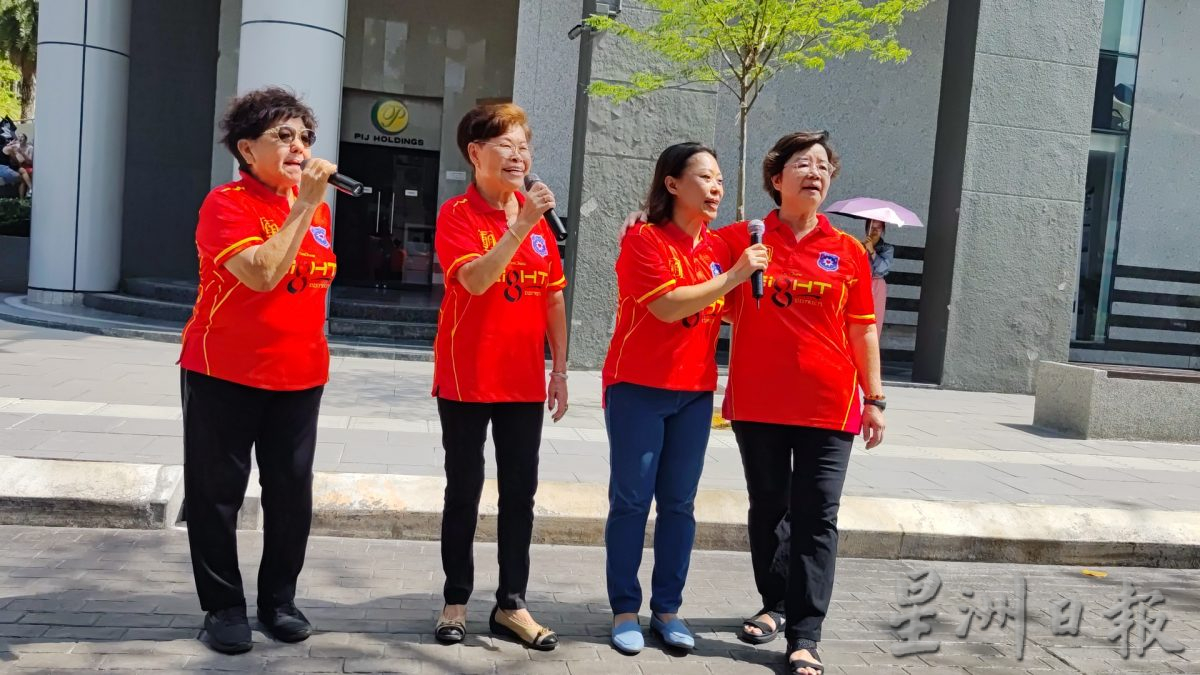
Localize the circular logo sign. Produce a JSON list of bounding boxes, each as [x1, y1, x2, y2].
[[371, 99, 409, 134]]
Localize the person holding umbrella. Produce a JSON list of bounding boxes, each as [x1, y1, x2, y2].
[[864, 220, 893, 334], [825, 197, 924, 337]]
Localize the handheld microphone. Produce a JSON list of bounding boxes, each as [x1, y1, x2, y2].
[[302, 159, 364, 197], [748, 219, 766, 308], [523, 173, 568, 241]]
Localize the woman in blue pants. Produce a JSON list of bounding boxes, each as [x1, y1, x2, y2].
[[600, 142, 768, 655]]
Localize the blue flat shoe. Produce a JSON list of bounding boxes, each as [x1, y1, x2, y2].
[[650, 614, 694, 651], [611, 619, 644, 654]]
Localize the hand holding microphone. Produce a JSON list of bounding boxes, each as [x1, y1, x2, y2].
[[747, 219, 768, 308], [300, 158, 364, 198], [523, 173, 568, 241], [297, 158, 337, 206]]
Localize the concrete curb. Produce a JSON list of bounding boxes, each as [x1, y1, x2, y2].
[[5, 457, 1198, 567], [0, 456, 183, 530], [310, 472, 1200, 568]]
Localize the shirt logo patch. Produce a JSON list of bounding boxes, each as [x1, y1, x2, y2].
[[817, 252, 840, 272], [480, 230, 497, 251], [530, 233, 549, 257], [710, 261, 723, 277], [260, 217, 280, 237], [310, 226, 331, 249], [669, 256, 684, 279]]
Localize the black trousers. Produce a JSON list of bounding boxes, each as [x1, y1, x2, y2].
[[181, 368, 323, 613], [732, 421, 853, 643], [437, 397, 543, 610]]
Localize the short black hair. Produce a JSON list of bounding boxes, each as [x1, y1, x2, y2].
[[219, 86, 317, 169], [644, 142, 718, 226], [762, 131, 840, 206]]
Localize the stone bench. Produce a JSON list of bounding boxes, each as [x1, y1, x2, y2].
[[1034, 361, 1200, 442]]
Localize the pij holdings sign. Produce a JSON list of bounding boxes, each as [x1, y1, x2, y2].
[[341, 90, 441, 151]]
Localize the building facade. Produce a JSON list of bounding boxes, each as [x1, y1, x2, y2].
[[18, 0, 1200, 393]]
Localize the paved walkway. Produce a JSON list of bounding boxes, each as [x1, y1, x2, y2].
[[0, 524, 1196, 674], [1, 320, 1199, 513]]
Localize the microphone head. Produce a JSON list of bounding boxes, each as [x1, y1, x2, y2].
[[523, 173, 541, 190], [747, 219, 766, 236]]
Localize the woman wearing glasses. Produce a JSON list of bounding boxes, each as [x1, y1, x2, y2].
[[718, 132, 886, 675], [179, 87, 336, 654], [431, 103, 568, 650]]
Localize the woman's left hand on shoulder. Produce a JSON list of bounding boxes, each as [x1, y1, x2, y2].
[[862, 405, 885, 449]]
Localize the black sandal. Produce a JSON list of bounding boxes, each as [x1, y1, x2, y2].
[[787, 638, 824, 674], [489, 605, 559, 651], [738, 609, 785, 644], [434, 608, 466, 644]]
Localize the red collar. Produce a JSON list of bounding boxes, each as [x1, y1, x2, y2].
[[238, 169, 298, 208], [466, 182, 525, 215], [656, 220, 711, 253], [764, 210, 835, 241]]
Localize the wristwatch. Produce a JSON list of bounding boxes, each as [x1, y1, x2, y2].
[[863, 395, 887, 411]]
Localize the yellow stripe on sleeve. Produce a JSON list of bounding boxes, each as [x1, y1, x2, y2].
[[636, 279, 676, 304]]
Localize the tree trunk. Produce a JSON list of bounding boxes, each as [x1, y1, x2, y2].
[[736, 99, 748, 222], [18, 59, 34, 121]]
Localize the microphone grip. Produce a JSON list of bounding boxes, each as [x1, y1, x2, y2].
[[750, 231, 764, 301], [329, 172, 364, 197], [544, 208, 568, 242]]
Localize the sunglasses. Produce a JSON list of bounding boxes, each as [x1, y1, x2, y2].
[[265, 125, 317, 148]]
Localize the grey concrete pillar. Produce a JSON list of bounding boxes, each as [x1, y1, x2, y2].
[[28, 0, 132, 302], [565, 2, 720, 368], [512, 0, 580, 210], [209, 0, 243, 188], [236, 0, 346, 173], [913, 0, 1104, 393]]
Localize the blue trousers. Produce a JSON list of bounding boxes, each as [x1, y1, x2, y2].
[[604, 382, 712, 616]]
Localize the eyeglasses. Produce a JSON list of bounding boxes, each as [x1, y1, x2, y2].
[[264, 125, 317, 148], [478, 141, 532, 159], [785, 159, 834, 177]]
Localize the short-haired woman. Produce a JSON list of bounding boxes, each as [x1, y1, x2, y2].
[[179, 86, 336, 654], [718, 132, 886, 675], [431, 103, 568, 651], [602, 142, 767, 655]]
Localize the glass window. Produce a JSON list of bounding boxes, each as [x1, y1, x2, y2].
[[1100, 0, 1144, 55], [1091, 52, 1137, 132], [1075, 134, 1129, 342], [1074, 0, 1144, 347]]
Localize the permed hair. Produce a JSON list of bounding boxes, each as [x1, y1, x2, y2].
[[219, 86, 317, 170]]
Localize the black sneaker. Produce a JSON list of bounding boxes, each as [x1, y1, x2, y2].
[[203, 606, 252, 654], [257, 602, 313, 643]]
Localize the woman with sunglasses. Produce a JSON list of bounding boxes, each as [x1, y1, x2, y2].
[[431, 103, 568, 651], [179, 87, 336, 655]]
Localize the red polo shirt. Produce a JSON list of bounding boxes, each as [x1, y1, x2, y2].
[[432, 184, 567, 402], [179, 171, 336, 391], [716, 212, 875, 433], [602, 221, 728, 394]]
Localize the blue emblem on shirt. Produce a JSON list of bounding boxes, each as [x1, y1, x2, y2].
[[710, 261, 723, 277], [530, 233, 549, 257], [311, 226, 331, 249], [817, 252, 839, 272]]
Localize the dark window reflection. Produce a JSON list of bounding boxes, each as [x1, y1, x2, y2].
[[1092, 52, 1137, 132]]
